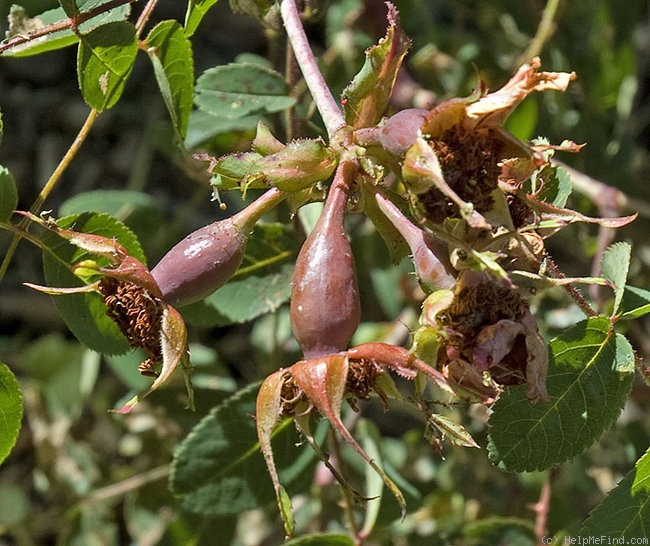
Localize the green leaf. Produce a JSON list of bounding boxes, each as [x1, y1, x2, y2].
[[194, 63, 295, 119], [185, 110, 259, 149], [283, 535, 355, 546], [0, 166, 18, 222], [169, 383, 319, 515], [59, 0, 81, 17], [3, 1, 131, 57], [533, 164, 573, 208], [580, 448, 650, 538], [341, 4, 411, 128], [145, 20, 194, 141], [0, 363, 23, 465], [181, 223, 297, 326], [504, 96, 538, 141], [184, 0, 220, 37], [600, 242, 632, 316], [40, 212, 146, 355], [77, 21, 138, 111], [620, 285, 650, 319], [487, 317, 635, 472]]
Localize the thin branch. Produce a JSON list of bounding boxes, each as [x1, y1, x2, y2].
[[135, 0, 160, 37], [0, 109, 100, 284], [515, 0, 563, 67], [0, 0, 137, 55], [280, 0, 346, 139], [78, 464, 171, 507]]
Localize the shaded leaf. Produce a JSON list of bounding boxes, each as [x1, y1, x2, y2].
[[185, 110, 259, 149], [169, 383, 318, 515], [487, 317, 635, 472], [184, 0, 220, 37], [145, 20, 194, 140], [40, 212, 146, 355], [0, 166, 17, 222], [341, 3, 411, 128], [580, 448, 650, 538], [0, 363, 23, 465], [194, 63, 295, 119], [77, 21, 138, 111], [3, 1, 131, 57], [600, 242, 632, 316], [620, 285, 650, 320]]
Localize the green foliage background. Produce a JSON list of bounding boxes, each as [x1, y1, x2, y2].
[[1, 1, 650, 544]]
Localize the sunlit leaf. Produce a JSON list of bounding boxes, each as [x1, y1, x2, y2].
[[169, 383, 318, 515], [194, 63, 295, 119], [487, 317, 635, 472], [600, 242, 632, 316], [3, 1, 131, 57], [145, 20, 194, 140], [580, 448, 650, 538], [184, 0, 220, 37], [0, 166, 17, 222], [77, 21, 138, 111], [0, 363, 23, 465]]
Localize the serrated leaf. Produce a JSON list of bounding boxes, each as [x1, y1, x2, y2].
[[0, 363, 23, 465], [3, 1, 131, 57], [341, 3, 411, 128], [169, 383, 318, 515], [620, 285, 650, 320], [194, 63, 295, 119], [40, 212, 146, 355], [600, 242, 632, 316], [533, 164, 572, 208], [487, 317, 635, 472], [145, 20, 194, 141], [184, 0, 220, 37], [0, 166, 18, 222], [283, 535, 355, 546], [77, 21, 138, 111], [580, 448, 650, 538]]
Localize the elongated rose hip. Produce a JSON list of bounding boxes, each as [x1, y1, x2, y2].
[[290, 160, 361, 359], [152, 188, 284, 308], [375, 191, 456, 292]]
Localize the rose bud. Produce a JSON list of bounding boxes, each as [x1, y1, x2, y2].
[[290, 160, 361, 359], [152, 188, 284, 308]]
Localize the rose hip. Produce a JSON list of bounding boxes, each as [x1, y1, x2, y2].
[[290, 160, 361, 359], [152, 188, 284, 307]]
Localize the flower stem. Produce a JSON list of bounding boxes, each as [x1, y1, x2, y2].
[[280, 0, 346, 138]]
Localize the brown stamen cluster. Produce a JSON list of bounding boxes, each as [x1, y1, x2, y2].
[[345, 358, 383, 410], [440, 277, 528, 345], [419, 127, 504, 223], [99, 277, 164, 376], [278, 371, 305, 417]]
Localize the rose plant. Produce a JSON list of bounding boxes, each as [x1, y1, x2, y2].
[[0, 1, 649, 544]]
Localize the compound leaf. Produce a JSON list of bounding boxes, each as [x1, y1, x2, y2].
[[487, 317, 635, 472]]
